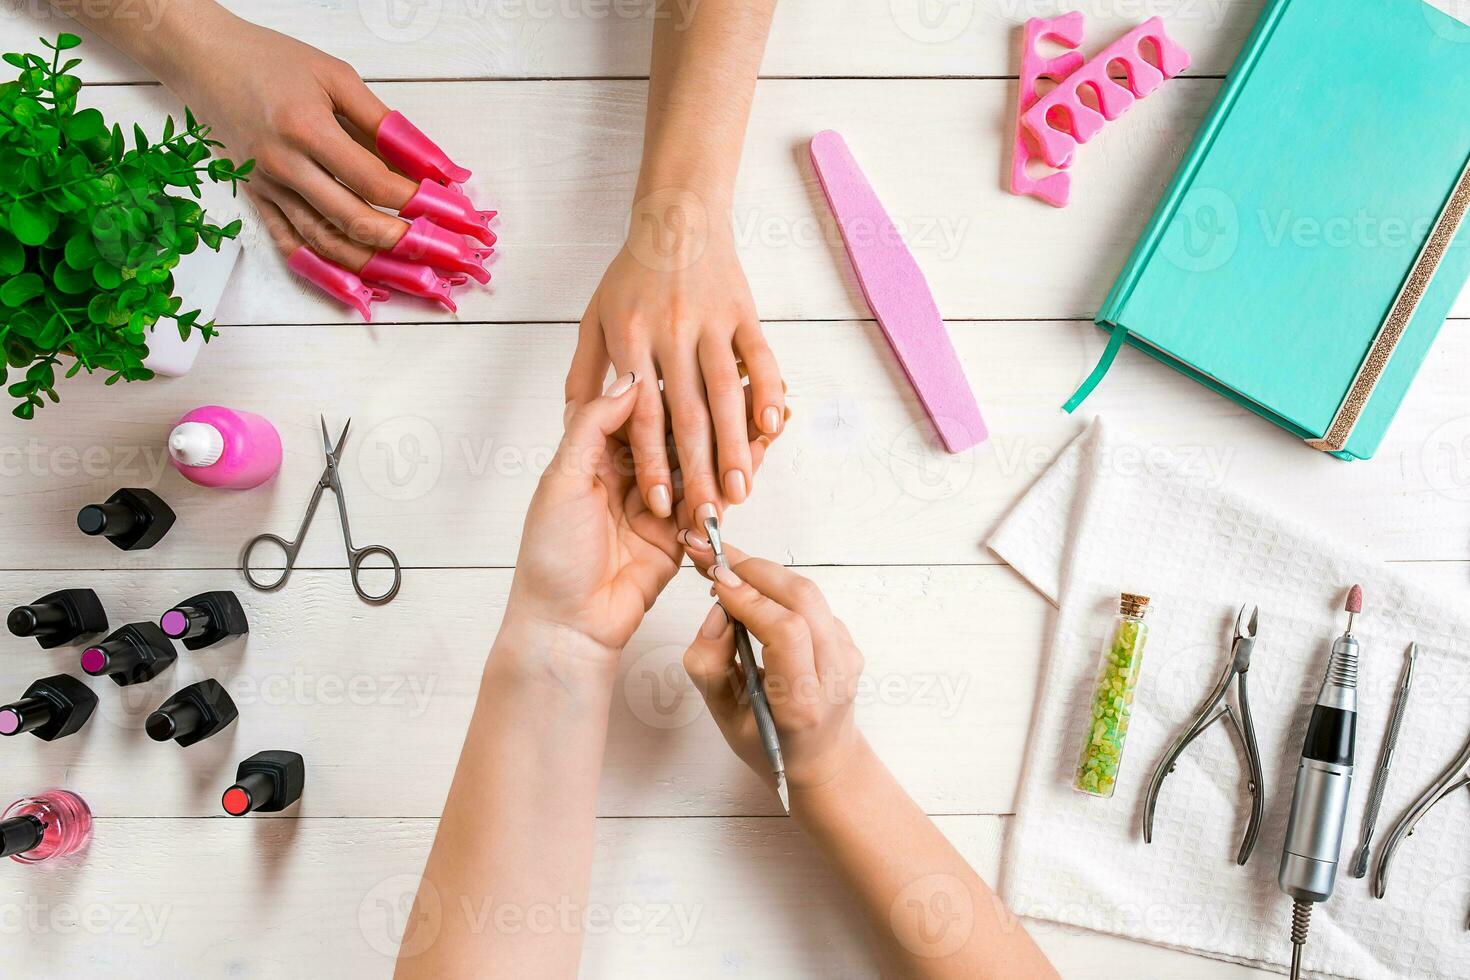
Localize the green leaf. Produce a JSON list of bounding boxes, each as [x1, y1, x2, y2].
[[9, 200, 53, 246], [92, 261, 122, 290], [52, 261, 93, 295], [0, 230, 23, 277], [62, 107, 105, 142], [0, 273, 45, 307], [54, 33, 82, 50]]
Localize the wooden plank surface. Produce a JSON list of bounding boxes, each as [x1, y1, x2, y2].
[[4, 320, 1469, 569], [2, 0, 1265, 81], [0, 815, 1274, 979]]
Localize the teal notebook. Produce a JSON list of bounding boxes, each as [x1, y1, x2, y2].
[[1070, 0, 1470, 460]]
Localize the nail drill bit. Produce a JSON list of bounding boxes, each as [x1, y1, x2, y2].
[[704, 517, 790, 814], [1349, 642, 1417, 878], [1280, 585, 1362, 980]]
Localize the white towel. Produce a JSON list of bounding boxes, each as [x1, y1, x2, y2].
[[987, 418, 1470, 979]]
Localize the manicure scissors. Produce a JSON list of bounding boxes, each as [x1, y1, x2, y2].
[[241, 417, 402, 605], [1143, 604, 1265, 864], [1372, 723, 1470, 928]]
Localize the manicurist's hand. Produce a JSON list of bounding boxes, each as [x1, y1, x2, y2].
[[683, 542, 1058, 979], [507, 371, 683, 658], [51, 0, 417, 268], [682, 542, 865, 796]]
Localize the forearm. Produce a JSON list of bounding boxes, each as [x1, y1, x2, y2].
[[636, 0, 777, 209], [794, 740, 1056, 979], [395, 616, 619, 978], [44, 0, 236, 82]]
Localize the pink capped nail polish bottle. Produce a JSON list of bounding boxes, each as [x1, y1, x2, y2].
[[0, 790, 92, 864], [168, 406, 283, 490]]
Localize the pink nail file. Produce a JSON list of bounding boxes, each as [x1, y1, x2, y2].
[[1022, 17, 1190, 169], [809, 130, 987, 453], [1010, 13, 1085, 208], [286, 247, 389, 322], [376, 110, 473, 185], [400, 180, 498, 246]]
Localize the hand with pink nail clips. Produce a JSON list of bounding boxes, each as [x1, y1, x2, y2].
[[49, 0, 495, 320], [566, 0, 787, 537]]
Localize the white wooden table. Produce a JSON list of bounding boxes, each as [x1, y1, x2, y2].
[[1, 2, 1465, 976]]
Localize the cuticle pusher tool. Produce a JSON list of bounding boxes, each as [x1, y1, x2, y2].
[[704, 516, 789, 814], [1349, 642, 1417, 878], [1143, 603, 1264, 865]]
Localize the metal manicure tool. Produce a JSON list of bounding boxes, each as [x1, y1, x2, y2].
[[703, 517, 789, 814], [1371, 719, 1470, 929], [1349, 642, 1417, 878], [1143, 603, 1264, 864]]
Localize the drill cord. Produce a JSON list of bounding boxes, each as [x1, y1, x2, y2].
[[1289, 899, 1312, 980]]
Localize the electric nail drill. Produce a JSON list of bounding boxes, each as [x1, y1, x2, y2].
[[1279, 585, 1362, 980]]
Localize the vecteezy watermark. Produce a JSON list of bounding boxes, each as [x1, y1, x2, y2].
[[624, 644, 707, 731], [4, 0, 167, 32], [1419, 415, 1470, 502], [1158, 186, 1240, 273], [361, 875, 703, 958], [357, 415, 445, 503], [889, 873, 976, 958], [993, 0, 1233, 28], [626, 188, 711, 273], [359, 0, 445, 43], [990, 435, 1236, 489], [732, 208, 970, 264], [889, 0, 975, 44], [0, 438, 172, 483], [888, 418, 978, 502], [0, 898, 171, 947], [1017, 896, 1245, 944]]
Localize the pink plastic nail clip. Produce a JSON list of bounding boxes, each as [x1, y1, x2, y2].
[[1022, 17, 1190, 169], [1010, 13, 1085, 208], [361, 252, 467, 313], [400, 180, 497, 246], [389, 217, 492, 284], [377, 111, 473, 186], [286, 247, 390, 322]]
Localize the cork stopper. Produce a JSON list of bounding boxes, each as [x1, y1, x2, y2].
[[1119, 593, 1150, 618]]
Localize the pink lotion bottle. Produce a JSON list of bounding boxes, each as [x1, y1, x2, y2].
[[168, 406, 283, 490], [0, 790, 93, 864]]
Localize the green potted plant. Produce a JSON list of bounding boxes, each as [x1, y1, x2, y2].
[[0, 34, 253, 419]]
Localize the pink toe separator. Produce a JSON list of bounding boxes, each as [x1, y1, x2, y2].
[[1022, 16, 1190, 169], [286, 247, 389, 322], [1010, 13, 1085, 208], [390, 217, 492, 284], [377, 110, 473, 185], [400, 180, 498, 246], [362, 252, 467, 313]]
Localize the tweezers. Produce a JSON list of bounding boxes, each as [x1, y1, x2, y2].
[[1372, 723, 1470, 928], [1143, 604, 1265, 865]]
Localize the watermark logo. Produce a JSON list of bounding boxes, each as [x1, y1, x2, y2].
[[888, 419, 976, 502], [1421, 415, 1470, 502], [626, 188, 710, 273], [1159, 186, 1238, 273], [890, 0, 975, 44], [357, 415, 444, 502], [623, 644, 706, 730], [889, 873, 975, 958], [359, 0, 445, 43], [360, 874, 439, 958]]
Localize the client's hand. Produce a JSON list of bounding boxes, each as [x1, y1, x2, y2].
[[682, 542, 867, 795], [507, 373, 684, 660]]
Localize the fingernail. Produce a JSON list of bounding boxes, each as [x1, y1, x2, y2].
[[605, 371, 638, 398], [723, 469, 748, 504], [695, 502, 718, 527], [700, 604, 729, 639], [761, 407, 781, 435], [713, 565, 742, 588], [648, 484, 672, 517], [680, 529, 710, 550]]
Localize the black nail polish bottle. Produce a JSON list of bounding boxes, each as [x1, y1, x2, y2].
[[80, 623, 177, 687], [0, 675, 98, 741], [7, 590, 108, 649], [159, 591, 249, 650], [222, 751, 306, 816], [146, 680, 238, 747], [76, 488, 176, 551]]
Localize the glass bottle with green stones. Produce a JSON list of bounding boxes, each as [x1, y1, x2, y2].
[[1074, 593, 1151, 798]]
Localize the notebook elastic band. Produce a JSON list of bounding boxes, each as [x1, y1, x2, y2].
[[1308, 153, 1470, 454]]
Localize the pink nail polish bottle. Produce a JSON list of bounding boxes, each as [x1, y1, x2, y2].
[[168, 406, 283, 490], [0, 790, 92, 864]]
